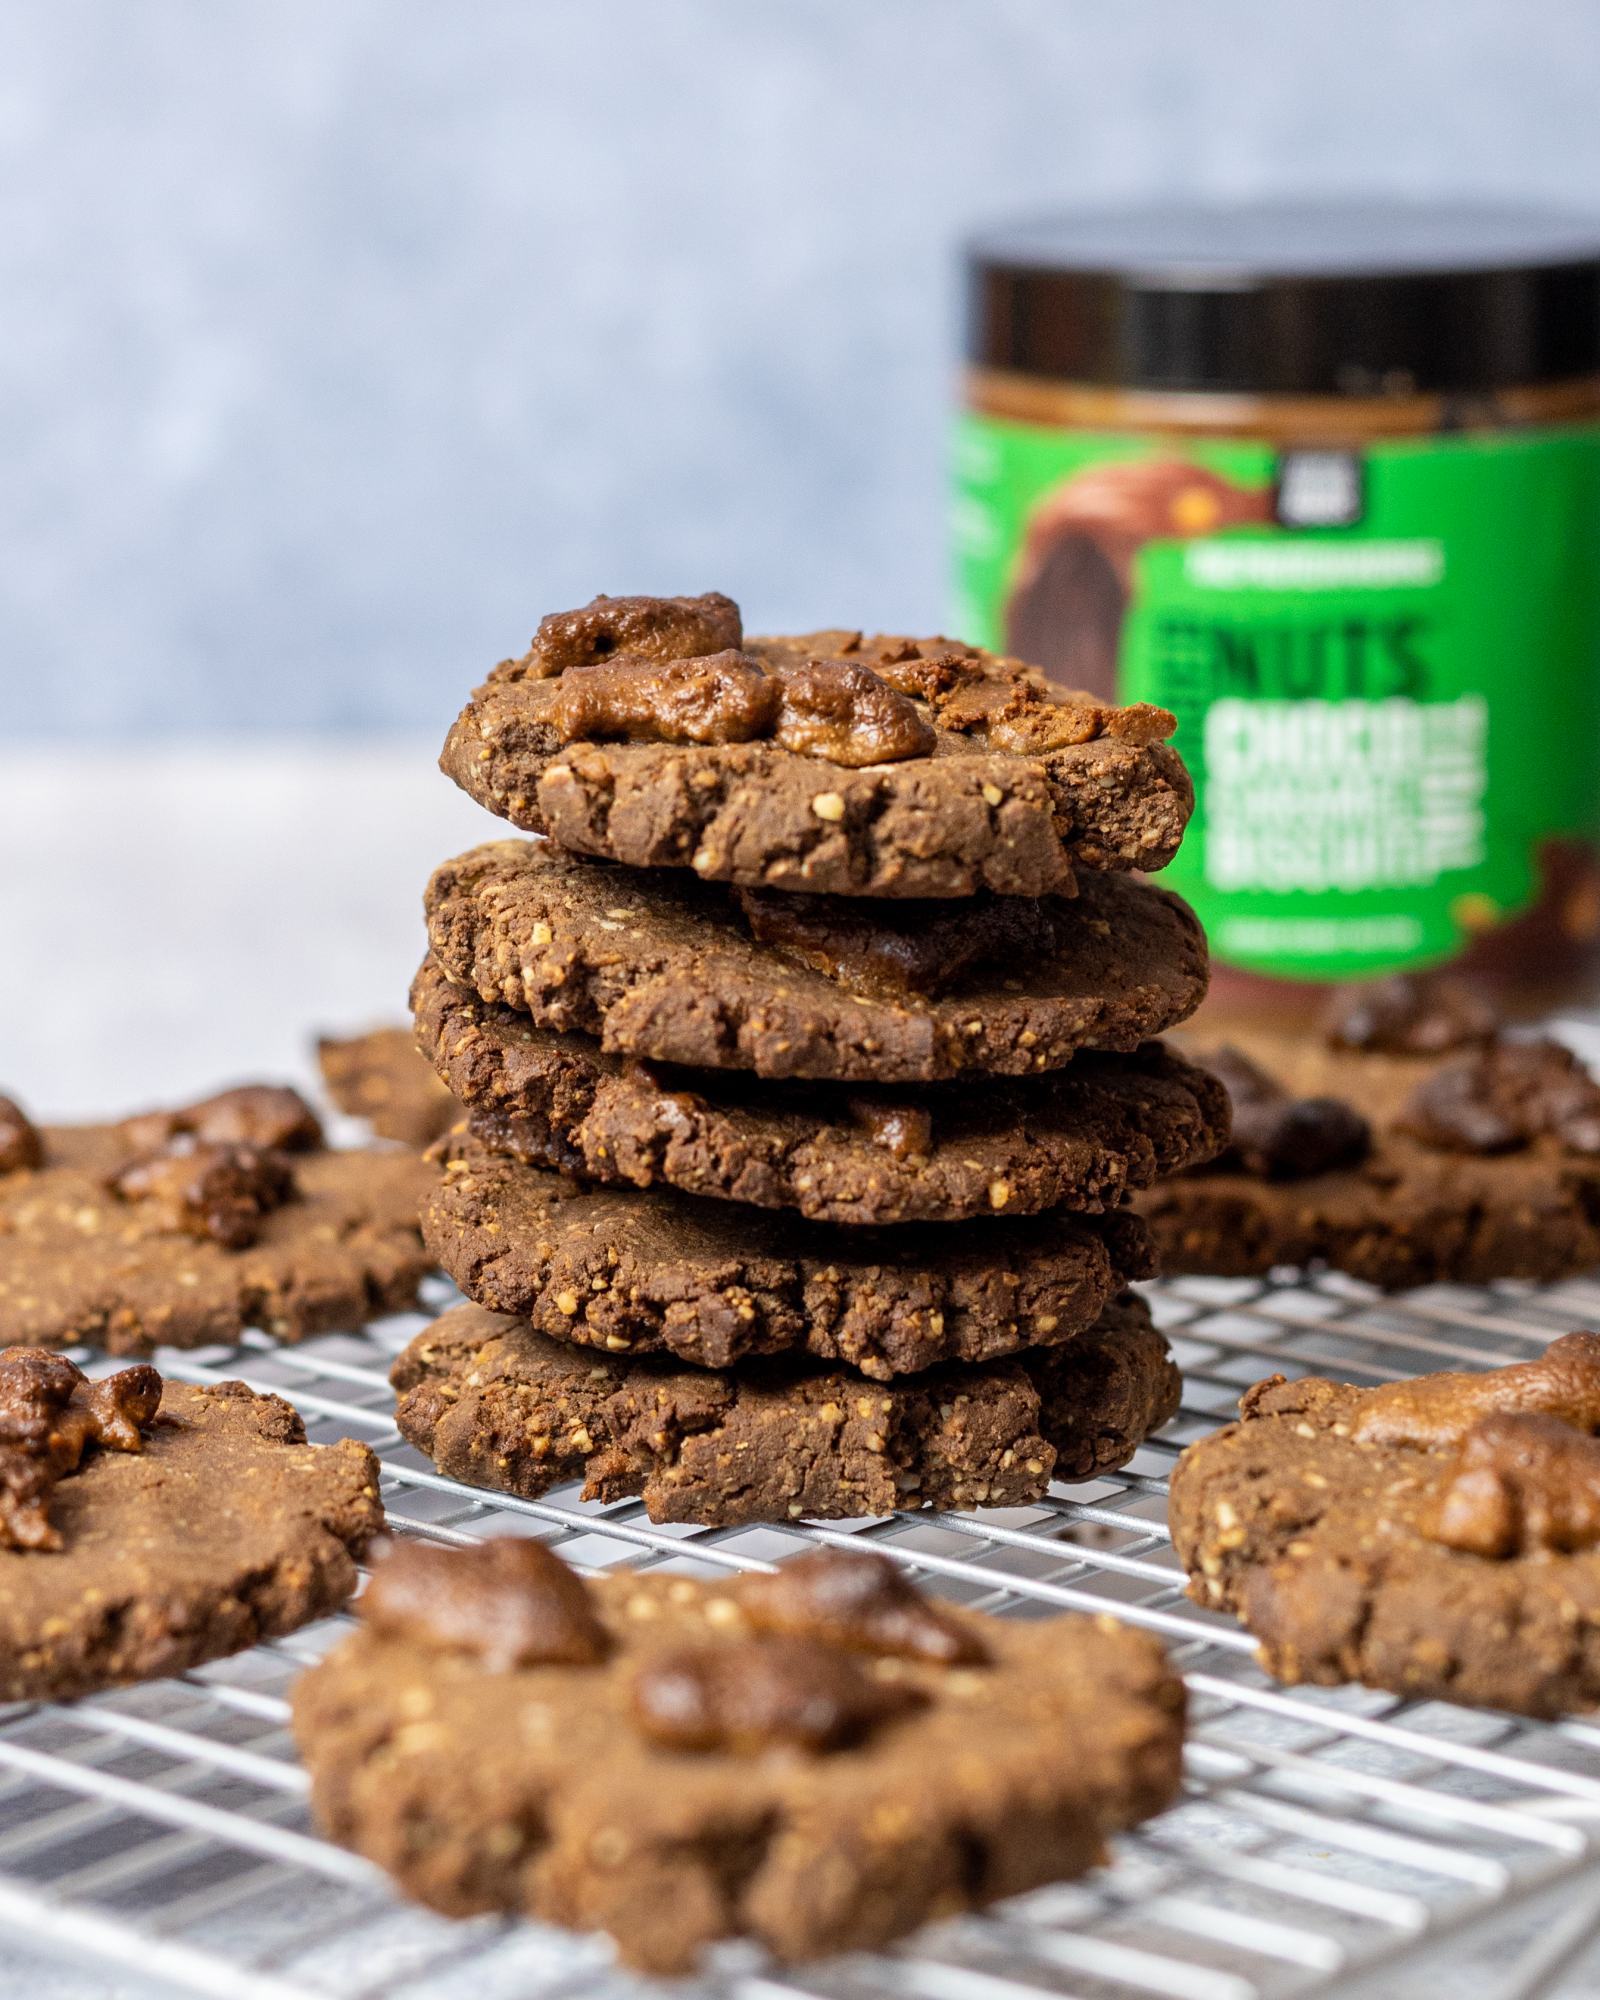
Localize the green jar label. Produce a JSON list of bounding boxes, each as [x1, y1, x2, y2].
[[953, 412, 1600, 980]]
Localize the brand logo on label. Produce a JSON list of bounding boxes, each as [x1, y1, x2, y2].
[[1274, 451, 1364, 529]]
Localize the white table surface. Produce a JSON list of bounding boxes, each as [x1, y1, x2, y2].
[[2, 743, 493, 1121]]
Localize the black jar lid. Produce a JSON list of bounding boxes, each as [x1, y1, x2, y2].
[[967, 202, 1600, 395]]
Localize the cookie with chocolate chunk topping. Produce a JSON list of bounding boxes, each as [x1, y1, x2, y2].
[[293, 1537, 1183, 1973], [411, 956, 1228, 1226], [441, 592, 1193, 898], [1170, 1333, 1600, 1715], [390, 1292, 1178, 1525], [0, 1084, 433, 1354], [1139, 980, 1600, 1287], [0, 1366, 382, 1700], [424, 837, 1208, 1083]]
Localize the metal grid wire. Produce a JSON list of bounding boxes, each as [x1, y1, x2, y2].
[[8, 1266, 1600, 2000]]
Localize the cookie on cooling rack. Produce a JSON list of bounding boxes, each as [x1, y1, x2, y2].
[[0, 1346, 383, 1700], [317, 1027, 459, 1147], [390, 1294, 1178, 1525], [439, 591, 1194, 900], [0, 1083, 434, 1354], [423, 1123, 1155, 1379], [293, 1537, 1184, 1972], [1138, 976, 1600, 1286], [1170, 1332, 1600, 1716], [423, 836, 1209, 1084], [411, 956, 1229, 1226]]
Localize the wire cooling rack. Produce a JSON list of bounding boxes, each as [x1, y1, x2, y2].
[[8, 1264, 1600, 2000]]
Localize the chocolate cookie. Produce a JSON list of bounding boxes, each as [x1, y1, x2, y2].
[[440, 593, 1194, 899], [424, 838, 1208, 1083], [1170, 1334, 1600, 1717], [425, 1126, 1155, 1379], [0, 1085, 434, 1354], [412, 957, 1228, 1226], [390, 1292, 1178, 1524], [1139, 979, 1600, 1286], [317, 1027, 459, 1146], [0, 1348, 382, 1700], [294, 1539, 1184, 1972]]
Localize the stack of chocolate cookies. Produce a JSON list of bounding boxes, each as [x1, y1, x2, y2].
[[395, 592, 1228, 1525]]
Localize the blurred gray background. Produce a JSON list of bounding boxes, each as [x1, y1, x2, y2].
[[5, 0, 1600, 740]]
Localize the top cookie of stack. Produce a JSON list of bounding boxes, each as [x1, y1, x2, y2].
[[441, 589, 1192, 899], [407, 592, 1226, 1525]]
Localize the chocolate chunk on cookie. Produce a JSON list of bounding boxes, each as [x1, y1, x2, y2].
[[424, 1126, 1154, 1378], [1139, 981, 1600, 1286], [317, 1026, 460, 1146], [412, 958, 1227, 1225], [1170, 1334, 1600, 1716], [294, 1539, 1183, 1973], [425, 838, 1208, 1083], [441, 594, 1193, 898], [0, 1085, 434, 1354], [0, 1359, 383, 1700], [390, 1292, 1178, 1524]]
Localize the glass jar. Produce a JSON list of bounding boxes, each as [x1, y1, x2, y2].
[[954, 202, 1600, 1022]]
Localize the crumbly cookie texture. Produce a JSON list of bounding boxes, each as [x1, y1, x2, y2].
[[394, 1288, 1184, 1520], [0, 1084, 434, 1354], [410, 957, 1228, 1226], [1138, 976, 1600, 1286], [0, 1362, 382, 1700], [293, 1539, 1184, 1972], [440, 593, 1193, 899], [1169, 1332, 1600, 1716], [317, 1028, 459, 1147], [423, 837, 1208, 1083], [391, 1293, 1178, 1525], [423, 1126, 1154, 1379]]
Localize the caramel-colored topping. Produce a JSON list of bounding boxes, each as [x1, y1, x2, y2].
[[1398, 1038, 1600, 1156], [1429, 1413, 1600, 1558], [769, 656, 936, 767], [119, 1085, 323, 1157], [1323, 973, 1496, 1055], [1355, 1331, 1600, 1449], [630, 1634, 922, 1754], [549, 650, 781, 748], [736, 886, 1044, 999], [514, 592, 742, 680], [0, 1095, 42, 1175], [360, 1536, 609, 1670], [0, 1348, 161, 1551], [1202, 1045, 1370, 1182], [739, 1548, 987, 1665], [111, 1141, 297, 1249], [846, 1099, 934, 1161]]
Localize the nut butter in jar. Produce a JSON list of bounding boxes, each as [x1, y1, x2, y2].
[[954, 204, 1600, 1021]]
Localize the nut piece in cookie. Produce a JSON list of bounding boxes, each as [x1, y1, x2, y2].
[[630, 1634, 923, 1753], [1193, 1046, 1368, 1181], [1170, 1331, 1600, 1715], [118, 1084, 323, 1157], [292, 1540, 1184, 1972], [740, 1547, 986, 1663], [361, 1536, 609, 1670], [0, 1096, 43, 1175], [0, 1348, 161, 1549], [1323, 972, 1496, 1055]]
